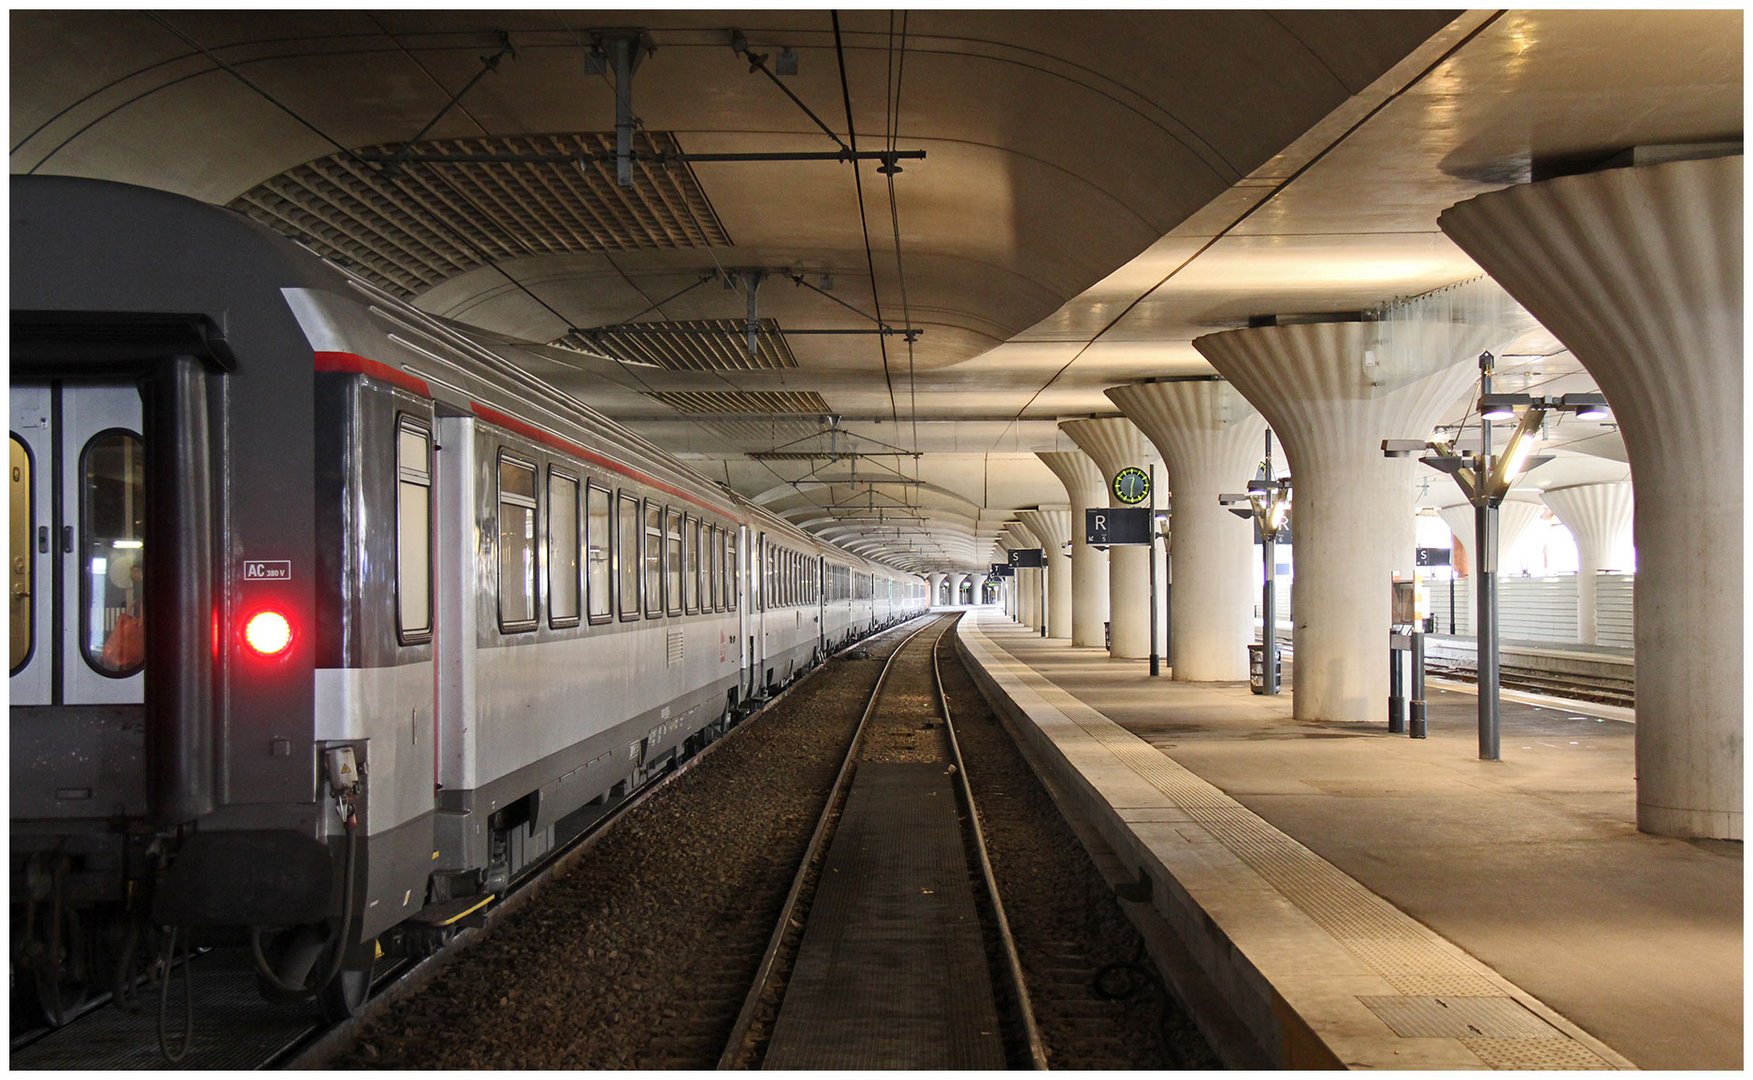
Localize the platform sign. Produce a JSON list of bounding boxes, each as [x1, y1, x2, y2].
[[1084, 507, 1151, 546], [1007, 548, 1045, 568], [989, 563, 1015, 579], [1415, 546, 1451, 568]]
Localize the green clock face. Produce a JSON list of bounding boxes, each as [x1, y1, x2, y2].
[[1112, 466, 1150, 505]]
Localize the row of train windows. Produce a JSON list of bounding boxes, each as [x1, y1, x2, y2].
[[822, 564, 873, 602], [393, 421, 743, 641], [762, 545, 819, 609]]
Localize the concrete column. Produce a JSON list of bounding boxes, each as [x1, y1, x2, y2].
[[970, 572, 990, 606], [1007, 524, 1043, 631], [1061, 418, 1157, 659], [927, 572, 946, 606], [1019, 507, 1073, 639], [1541, 483, 1635, 646], [1109, 379, 1266, 681], [1442, 156, 1741, 838], [1196, 322, 1481, 723], [1037, 451, 1111, 647]]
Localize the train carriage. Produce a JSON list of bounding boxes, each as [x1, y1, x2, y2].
[[8, 176, 926, 1026]]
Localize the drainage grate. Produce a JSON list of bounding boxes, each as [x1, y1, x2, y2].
[[230, 131, 730, 298], [555, 318, 797, 371], [644, 390, 832, 416]]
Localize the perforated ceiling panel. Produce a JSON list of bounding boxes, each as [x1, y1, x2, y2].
[[230, 132, 730, 298], [555, 318, 798, 371], [644, 390, 832, 416]]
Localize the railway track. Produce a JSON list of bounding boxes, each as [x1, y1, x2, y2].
[[9, 615, 934, 1071], [716, 612, 1043, 1070], [1423, 658, 1635, 708]]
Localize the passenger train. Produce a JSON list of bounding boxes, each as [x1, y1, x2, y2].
[[9, 176, 928, 1024]]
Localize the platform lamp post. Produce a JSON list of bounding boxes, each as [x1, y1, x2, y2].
[[1220, 431, 1291, 695], [1383, 351, 1607, 760]]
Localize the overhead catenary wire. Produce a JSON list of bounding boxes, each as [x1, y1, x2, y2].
[[831, 11, 901, 434]]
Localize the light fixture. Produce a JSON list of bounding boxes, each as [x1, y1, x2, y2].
[[1560, 392, 1610, 419], [1478, 392, 1533, 420]]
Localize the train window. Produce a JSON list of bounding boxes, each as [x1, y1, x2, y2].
[[664, 508, 683, 617], [682, 515, 698, 614], [79, 430, 146, 677], [548, 470, 580, 628], [396, 418, 434, 643], [709, 526, 723, 611], [617, 493, 641, 620], [644, 502, 664, 617], [496, 454, 539, 632], [11, 436, 34, 673], [587, 483, 612, 623]]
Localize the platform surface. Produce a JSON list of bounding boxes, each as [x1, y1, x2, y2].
[[959, 609, 1741, 1070], [763, 762, 1006, 1070]]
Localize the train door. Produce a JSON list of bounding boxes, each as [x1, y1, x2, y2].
[[11, 383, 146, 707], [737, 524, 753, 701], [11, 382, 148, 815], [747, 529, 765, 697]]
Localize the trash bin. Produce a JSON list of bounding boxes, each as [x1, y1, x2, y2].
[[1249, 644, 1280, 695]]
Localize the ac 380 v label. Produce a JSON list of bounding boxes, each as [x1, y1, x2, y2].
[[243, 560, 292, 581]]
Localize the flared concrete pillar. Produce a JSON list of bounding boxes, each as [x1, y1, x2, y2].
[[1061, 418, 1158, 659], [927, 572, 946, 606], [1541, 483, 1634, 646], [1196, 322, 1482, 723], [1007, 524, 1044, 631], [1038, 451, 1112, 647], [1441, 156, 1742, 838], [1109, 379, 1266, 681], [970, 573, 990, 606], [1019, 508, 1073, 639]]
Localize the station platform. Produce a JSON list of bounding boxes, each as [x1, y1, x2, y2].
[[955, 609, 1741, 1070]]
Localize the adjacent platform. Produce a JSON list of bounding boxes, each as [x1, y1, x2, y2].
[[763, 762, 1006, 1069], [957, 609, 1741, 1070]]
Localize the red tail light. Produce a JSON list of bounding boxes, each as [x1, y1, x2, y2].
[[244, 610, 294, 657]]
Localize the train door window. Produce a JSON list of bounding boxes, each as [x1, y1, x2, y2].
[[11, 436, 34, 673], [701, 524, 714, 612], [643, 501, 664, 617], [79, 430, 146, 676], [548, 469, 580, 628], [496, 454, 539, 632], [663, 508, 683, 617], [682, 514, 699, 614], [587, 483, 612, 623], [729, 533, 740, 610], [396, 418, 433, 643], [695, 519, 708, 613], [616, 492, 641, 620]]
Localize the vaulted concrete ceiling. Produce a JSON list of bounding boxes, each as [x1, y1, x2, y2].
[[11, 9, 1740, 572]]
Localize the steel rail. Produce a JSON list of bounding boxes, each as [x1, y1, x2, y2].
[[277, 611, 937, 1069], [715, 612, 955, 1069], [932, 614, 1050, 1069]]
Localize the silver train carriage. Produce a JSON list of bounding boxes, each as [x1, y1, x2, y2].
[[9, 176, 927, 1023]]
